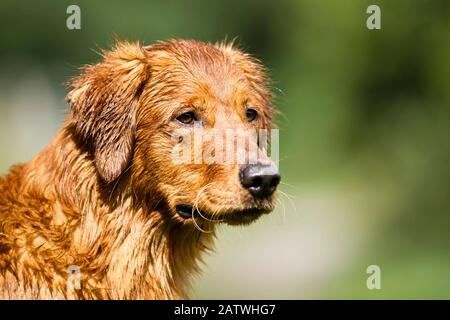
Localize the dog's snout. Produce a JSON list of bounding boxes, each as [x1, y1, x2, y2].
[[239, 164, 281, 199]]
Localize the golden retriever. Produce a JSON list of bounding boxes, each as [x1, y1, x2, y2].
[[0, 39, 280, 299]]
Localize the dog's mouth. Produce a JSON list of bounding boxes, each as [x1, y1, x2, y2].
[[175, 203, 271, 225]]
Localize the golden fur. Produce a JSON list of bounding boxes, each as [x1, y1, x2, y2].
[[0, 39, 277, 299]]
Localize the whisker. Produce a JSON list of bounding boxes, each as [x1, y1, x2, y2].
[[194, 183, 218, 223], [196, 183, 227, 222], [108, 162, 133, 202], [279, 181, 300, 193], [191, 206, 212, 233], [276, 197, 287, 224], [210, 203, 226, 222], [278, 189, 298, 216]]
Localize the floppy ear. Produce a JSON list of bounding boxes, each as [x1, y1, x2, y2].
[[66, 41, 150, 183]]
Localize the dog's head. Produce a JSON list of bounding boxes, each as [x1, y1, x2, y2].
[[67, 40, 280, 226]]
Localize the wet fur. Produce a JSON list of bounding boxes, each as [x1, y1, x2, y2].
[[0, 40, 273, 299]]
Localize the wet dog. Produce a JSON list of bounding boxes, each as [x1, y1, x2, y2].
[[0, 39, 280, 299]]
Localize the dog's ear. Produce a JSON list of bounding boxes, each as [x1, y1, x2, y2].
[[66, 41, 150, 183]]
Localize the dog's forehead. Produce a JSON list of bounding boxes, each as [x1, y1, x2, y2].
[[150, 42, 249, 101]]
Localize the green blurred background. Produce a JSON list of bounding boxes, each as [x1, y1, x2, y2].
[[0, 0, 449, 299]]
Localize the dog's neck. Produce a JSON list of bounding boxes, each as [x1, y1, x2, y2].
[[21, 125, 214, 299]]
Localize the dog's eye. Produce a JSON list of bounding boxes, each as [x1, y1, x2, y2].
[[176, 112, 196, 125], [246, 108, 258, 122]]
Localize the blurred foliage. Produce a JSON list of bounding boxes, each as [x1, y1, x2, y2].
[[0, 0, 449, 298]]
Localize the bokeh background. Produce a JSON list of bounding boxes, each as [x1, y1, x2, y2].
[[0, 0, 449, 299]]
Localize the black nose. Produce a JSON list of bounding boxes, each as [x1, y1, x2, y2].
[[239, 164, 281, 199]]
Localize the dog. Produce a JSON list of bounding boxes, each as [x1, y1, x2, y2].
[[0, 39, 280, 299]]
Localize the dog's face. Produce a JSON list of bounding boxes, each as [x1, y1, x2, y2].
[[67, 40, 280, 226]]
